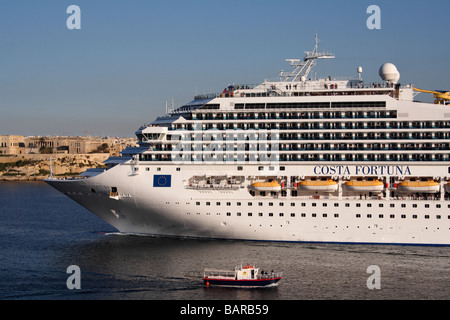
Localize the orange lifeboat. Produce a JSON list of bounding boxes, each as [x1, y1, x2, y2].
[[398, 180, 440, 193], [344, 179, 384, 193], [298, 179, 338, 192], [251, 181, 281, 192]]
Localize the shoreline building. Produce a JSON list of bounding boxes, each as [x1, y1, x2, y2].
[[0, 135, 25, 155], [1, 135, 137, 156]]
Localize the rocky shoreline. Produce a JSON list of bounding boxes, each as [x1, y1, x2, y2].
[[0, 153, 110, 181]]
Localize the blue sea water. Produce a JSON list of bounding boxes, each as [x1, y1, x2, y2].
[[0, 181, 449, 301]]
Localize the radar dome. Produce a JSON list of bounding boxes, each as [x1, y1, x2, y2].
[[379, 63, 400, 83]]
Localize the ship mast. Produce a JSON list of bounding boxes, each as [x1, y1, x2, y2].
[[49, 156, 54, 180], [281, 33, 335, 82]]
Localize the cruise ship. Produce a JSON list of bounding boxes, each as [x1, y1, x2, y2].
[[46, 35, 450, 246]]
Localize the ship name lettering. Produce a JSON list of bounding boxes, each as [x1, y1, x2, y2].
[[314, 165, 411, 176], [314, 165, 351, 176]]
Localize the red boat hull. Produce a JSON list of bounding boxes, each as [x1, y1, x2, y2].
[[204, 277, 281, 288]]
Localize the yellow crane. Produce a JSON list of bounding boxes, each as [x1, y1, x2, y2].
[[414, 87, 450, 105]]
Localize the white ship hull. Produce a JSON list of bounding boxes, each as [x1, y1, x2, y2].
[[45, 163, 450, 246], [44, 36, 450, 246]]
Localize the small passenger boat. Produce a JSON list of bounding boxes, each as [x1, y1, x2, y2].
[[203, 264, 282, 288], [398, 180, 440, 193], [251, 181, 281, 192]]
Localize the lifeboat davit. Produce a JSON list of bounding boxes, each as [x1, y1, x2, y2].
[[344, 179, 384, 193], [251, 181, 281, 192], [298, 179, 338, 192], [398, 180, 440, 193]]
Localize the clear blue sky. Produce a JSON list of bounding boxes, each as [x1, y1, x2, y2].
[[0, 0, 449, 137]]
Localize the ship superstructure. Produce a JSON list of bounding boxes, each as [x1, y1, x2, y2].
[[46, 35, 450, 245]]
